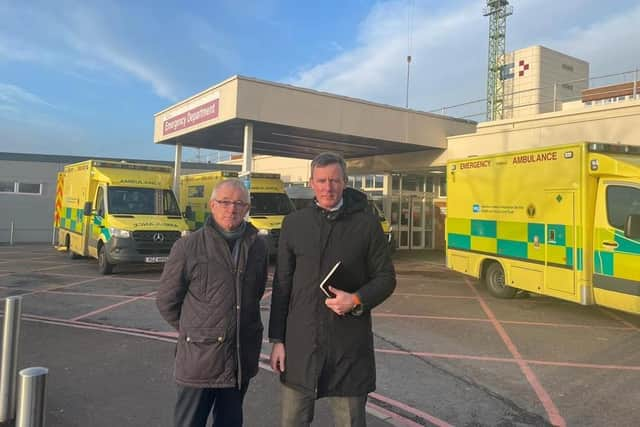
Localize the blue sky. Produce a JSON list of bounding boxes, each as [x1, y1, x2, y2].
[[1, 0, 640, 161]]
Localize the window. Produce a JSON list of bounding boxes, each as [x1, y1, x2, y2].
[[561, 64, 574, 72], [188, 185, 205, 198], [440, 178, 447, 197], [0, 181, 42, 194], [403, 175, 424, 192], [606, 185, 640, 231], [365, 175, 374, 188], [95, 187, 106, 217], [375, 175, 384, 188], [392, 175, 400, 191], [108, 187, 181, 216], [426, 177, 434, 193], [18, 183, 42, 194], [163, 190, 181, 216], [250, 193, 294, 216], [0, 181, 14, 193]]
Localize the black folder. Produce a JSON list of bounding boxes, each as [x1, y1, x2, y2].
[[319, 261, 344, 298]]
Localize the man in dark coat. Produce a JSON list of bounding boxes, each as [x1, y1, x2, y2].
[[269, 152, 396, 427], [157, 179, 268, 427]]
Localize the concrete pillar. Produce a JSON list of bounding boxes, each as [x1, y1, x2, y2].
[[173, 143, 182, 197], [242, 122, 253, 174]]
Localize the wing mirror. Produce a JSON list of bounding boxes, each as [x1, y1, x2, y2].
[[83, 202, 93, 217]]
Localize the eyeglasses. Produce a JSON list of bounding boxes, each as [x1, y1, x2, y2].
[[214, 200, 248, 208]]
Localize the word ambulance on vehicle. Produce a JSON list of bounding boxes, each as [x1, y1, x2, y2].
[[446, 142, 640, 314], [54, 160, 190, 274], [179, 171, 295, 254]]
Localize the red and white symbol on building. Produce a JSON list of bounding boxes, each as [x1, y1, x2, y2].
[[518, 60, 530, 77]]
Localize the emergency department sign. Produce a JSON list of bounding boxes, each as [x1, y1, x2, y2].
[[163, 92, 220, 136]]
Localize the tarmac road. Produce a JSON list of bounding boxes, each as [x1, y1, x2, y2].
[[0, 244, 639, 426]]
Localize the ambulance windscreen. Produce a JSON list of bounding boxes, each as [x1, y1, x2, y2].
[[107, 187, 181, 216]]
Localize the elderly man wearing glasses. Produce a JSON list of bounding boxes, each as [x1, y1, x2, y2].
[[157, 179, 268, 427]]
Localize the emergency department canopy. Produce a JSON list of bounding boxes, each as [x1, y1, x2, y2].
[[153, 75, 476, 161]]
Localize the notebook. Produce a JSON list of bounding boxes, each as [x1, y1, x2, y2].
[[319, 261, 343, 298]]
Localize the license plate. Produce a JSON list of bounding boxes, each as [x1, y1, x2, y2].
[[145, 256, 168, 263]]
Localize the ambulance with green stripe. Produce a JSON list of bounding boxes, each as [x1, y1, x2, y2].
[[179, 171, 295, 254], [446, 142, 640, 314], [56, 160, 190, 274]]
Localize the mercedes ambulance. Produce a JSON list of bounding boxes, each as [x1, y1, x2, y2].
[[55, 160, 190, 274], [446, 142, 640, 314]]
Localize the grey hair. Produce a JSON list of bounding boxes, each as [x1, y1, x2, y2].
[[210, 178, 250, 203], [310, 152, 347, 182]]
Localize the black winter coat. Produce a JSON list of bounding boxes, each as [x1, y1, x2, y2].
[[269, 188, 396, 397], [157, 217, 268, 388]]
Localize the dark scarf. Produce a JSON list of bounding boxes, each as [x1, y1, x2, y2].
[[212, 220, 247, 251]]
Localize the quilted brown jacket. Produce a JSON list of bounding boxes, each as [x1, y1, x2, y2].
[[157, 217, 268, 388]]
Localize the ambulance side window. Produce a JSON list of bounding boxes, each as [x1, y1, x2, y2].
[[606, 185, 640, 231], [95, 187, 105, 217], [188, 185, 204, 198]]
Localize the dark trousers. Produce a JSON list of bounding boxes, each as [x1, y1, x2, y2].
[[175, 383, 249, 427], [280, 383, 368, 427]]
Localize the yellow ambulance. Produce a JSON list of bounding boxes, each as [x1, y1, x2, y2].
[[446, 142, 640, 314], [285, 186, 394, 248], [368, 199, 394, 249], [55, 160, 190, 274], [179, 171, 295, 254]]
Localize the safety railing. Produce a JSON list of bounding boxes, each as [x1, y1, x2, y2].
[[430, 68, 640, 121], [0, 221, 56, 246]]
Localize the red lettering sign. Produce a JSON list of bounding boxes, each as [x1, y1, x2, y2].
[[163, 99, 219, 136]]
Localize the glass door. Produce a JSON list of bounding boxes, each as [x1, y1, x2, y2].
[[410, 197, 425, 249], [390, 197, 400, 250], [398, 197, 411, 249], [391, 174, 437, 250]]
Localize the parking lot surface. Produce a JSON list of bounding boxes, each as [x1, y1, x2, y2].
[[0, 244, 638, 426]]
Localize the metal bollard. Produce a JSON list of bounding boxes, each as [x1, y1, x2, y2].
[[0, 296, 23, 423], [16, 368, 48, 427], [9, 221, 15, 246]]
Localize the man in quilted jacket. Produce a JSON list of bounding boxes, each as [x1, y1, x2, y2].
[[157, 179, 268, 427]]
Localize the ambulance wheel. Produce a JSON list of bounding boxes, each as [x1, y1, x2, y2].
[[66, 235, 79, 259], [98, 245, 114, 275], [485, 262, 517, 299]]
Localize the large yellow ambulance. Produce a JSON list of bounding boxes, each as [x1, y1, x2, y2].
[[446, 142, 640, 314], [179, 171, 295, 254], [55, 160, 190, 274]]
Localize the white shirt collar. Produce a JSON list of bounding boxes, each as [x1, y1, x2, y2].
[[315, 198, 343, 212]]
